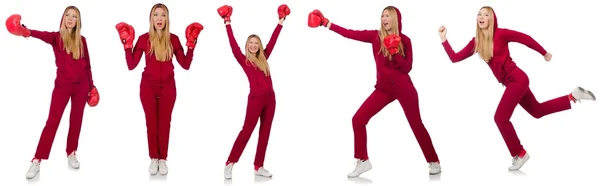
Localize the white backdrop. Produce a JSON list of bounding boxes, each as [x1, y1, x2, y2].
[[0, 0, 598, 185]]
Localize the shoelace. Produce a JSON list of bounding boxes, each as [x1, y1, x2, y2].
[[257, 168, 269, 173], [30, 161, 40, 169], [68, 154, 78, 162], [428, 162, 439, 168], [511, 156, 519, 166], [351, 159, 366, 172]]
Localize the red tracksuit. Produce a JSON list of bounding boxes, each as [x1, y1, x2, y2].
[[441, 12, 571, 157], [29, 21, 95, 160], [224, 24, 282, 167], [329, 7, 440, 163], [124, 33, 194, 159]]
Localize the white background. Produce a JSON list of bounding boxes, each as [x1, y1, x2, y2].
[[1, 0, 598, 185]]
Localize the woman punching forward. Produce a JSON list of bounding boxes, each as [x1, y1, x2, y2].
[[6, 6, 100, 179], [308, 6, 442, 177]]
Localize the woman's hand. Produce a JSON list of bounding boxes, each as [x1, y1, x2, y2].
[[544, 52, 552, 62], [438, 25, 447, 42]]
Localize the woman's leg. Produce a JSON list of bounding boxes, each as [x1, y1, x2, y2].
[[65, 81, 90, 169], [227, 96, 265, 163], [393, 77, 440, 175], [348, 89, 394, 178], [494, 71, 530, 170], [518, 88, 571, 119], [154, 83, 177, 175], [26, 83, 72, 179], [224, 95, 265, 179], [35, 83, 73, 160], [157, 83, 177, 160], [140, 84, 160, 159], [254, 94, 276, 177]]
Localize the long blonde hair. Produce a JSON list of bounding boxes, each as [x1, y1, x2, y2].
[[475, 6, 495, 62], [59, 6, 84, 60], [244, 35, 270, 76], [148, 3, 173, 62], [378, 6, 404, 61]]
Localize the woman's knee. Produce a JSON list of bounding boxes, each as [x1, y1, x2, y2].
[[494, 112, 509, 125], [352, 113, 370, 126]]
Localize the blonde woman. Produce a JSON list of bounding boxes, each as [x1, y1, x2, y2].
[[308, 6, 442, 177], [115, 3, 203, 175], [438, 6, 596, 171], [217, 4, 289, 179], [6, 6, 99, 179]]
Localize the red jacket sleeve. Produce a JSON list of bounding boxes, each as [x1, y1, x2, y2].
[[125, 35, 145, 70], [225, 24, 249, 67], [441, 38, 476, 63], [171, 34, 194, 70], [329, 23, 377, 43], [391, 36, 413, 74], [264, 24, 283, 59], [29, 30, 58, 45], [82, 36, 95, 89], [500, 28, 548, 56]]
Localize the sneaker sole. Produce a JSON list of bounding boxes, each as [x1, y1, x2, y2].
[[577, 87, 596, 101]]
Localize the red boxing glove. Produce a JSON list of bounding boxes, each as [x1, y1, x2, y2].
[[307, 10, 328, 28], [217, 5, 233, 23], [87, 87, 99, 107], [278, 4, 290, 20], [384, 34, 401, 55], [115, 22, 135, 49], [6, 14, 31, 37], [185, 22, 203, 49]]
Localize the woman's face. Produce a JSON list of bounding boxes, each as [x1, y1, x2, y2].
[[247, 37, 260, 54], [477, 8, 492, 29], [152, 7, 166, 30]]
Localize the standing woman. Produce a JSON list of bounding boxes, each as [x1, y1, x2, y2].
[[114, 3, 203, 175], [438, 6, 596, 171], [217, 4, 289, 179], [307, 6, 442, 177], [5, 6, 100, 179]]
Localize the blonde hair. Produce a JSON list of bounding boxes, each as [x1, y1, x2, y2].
[[59, 6, 84, 60], [378, 6, 404, 61], [244, 34, 270, 76], [475, 6, 495, 62], [148, 3, 173, 62]]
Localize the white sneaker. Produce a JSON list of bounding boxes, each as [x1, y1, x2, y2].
[[67, 152, 80, 169], [25, 159, 41, 179], [148, 159, 159, 175], [428, 162, 441, 175], [508, 153, 530, 171], [158, 159, 168, 175], [254, 167, 272, 177], [572, 87, 596, 102], [224, 163, 234, 179], [347, 159, 372, 178]]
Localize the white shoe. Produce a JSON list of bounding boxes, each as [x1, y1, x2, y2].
[[148, 159, 159, 175], [67, 152, 80, 169], [347, 159, 372, 178], [158, 159, 168, 175], [224, 163, 234, 179], [25, 159, 41, 179], [508, 153, 530, 171], [428, 162, 441, 175], [572, 87, 596, 102], [254, 167, 272, 177]]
